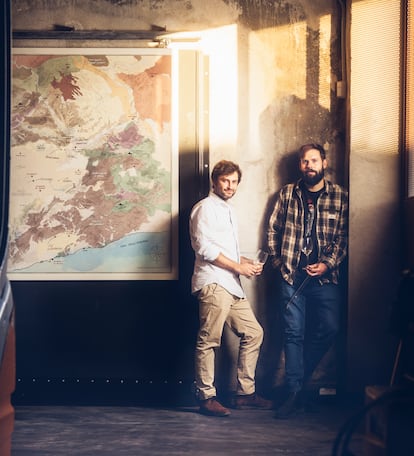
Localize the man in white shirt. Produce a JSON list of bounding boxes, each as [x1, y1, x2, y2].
[[189, 160, 272, 416]]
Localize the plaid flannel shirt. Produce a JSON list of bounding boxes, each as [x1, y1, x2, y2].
[[267, 179, 348, 285]]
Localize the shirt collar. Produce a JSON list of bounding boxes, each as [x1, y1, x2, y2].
[[209, 191, 231, 207]]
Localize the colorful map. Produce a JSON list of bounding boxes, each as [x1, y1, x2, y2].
[[8, 49, 177, 280]]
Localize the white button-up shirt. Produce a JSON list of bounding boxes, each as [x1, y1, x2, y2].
[[189, 192, 245, 298]]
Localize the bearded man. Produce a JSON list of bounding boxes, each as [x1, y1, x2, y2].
[[267, 143, 348, 419]]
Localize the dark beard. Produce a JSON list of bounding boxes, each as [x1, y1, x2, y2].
[[302, 168, 324, 186]]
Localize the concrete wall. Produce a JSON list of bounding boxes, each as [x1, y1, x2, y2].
[[12, 0, 346, 249], [11, 0, 403, 394]]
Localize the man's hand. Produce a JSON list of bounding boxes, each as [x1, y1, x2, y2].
[[238, 260, 263, 278], [212, 253, 263, 278], [305, 262, 328, 277]]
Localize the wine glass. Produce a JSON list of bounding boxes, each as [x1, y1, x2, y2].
[[254, 249, 269, 266], [302, 237, 313, 268]]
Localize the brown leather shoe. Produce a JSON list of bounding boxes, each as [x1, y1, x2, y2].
[[199, 398, 231, 417], [234, 393, 273, 410]]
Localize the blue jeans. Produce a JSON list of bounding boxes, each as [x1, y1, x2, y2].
[[279, 275, 341, 393]]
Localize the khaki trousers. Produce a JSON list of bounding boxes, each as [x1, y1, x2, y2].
[[195, 283, 264, 401]]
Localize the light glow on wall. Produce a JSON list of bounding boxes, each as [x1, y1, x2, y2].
[[318, 14, 332, 111], [200, 25, 239, 160], [167, 25, 239, 162], [273, 21, 307, 101]]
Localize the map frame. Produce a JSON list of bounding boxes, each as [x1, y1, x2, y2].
[[8, 47, 179, 281]]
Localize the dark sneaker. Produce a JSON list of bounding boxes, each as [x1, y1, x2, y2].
[[303, 391, 321, 413], [234, 393, 273, 410], [199, 398, 231, 417], [274, 392, 304, 419]]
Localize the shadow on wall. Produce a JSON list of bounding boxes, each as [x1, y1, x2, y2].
[[261, 94, 344, 188], [213, 91, 347, 398], [252, 91, 346, 396]]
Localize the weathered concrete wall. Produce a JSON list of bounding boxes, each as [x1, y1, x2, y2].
[[17, 0, 402, 395], [11, 0, 347, 392]]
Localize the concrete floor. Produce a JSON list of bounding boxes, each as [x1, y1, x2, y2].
[[11, 399, 365, 455]]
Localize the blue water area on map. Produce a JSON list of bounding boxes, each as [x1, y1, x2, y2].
[[13, 232, 171, 274]]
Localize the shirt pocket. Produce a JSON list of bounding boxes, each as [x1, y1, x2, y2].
[[319, 208, 340, 243]]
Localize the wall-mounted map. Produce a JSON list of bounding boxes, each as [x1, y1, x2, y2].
[[9, 48, 178, 280]]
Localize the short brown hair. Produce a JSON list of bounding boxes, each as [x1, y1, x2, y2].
[[298, 143, 326, 160], [211, 160, 242, 184]]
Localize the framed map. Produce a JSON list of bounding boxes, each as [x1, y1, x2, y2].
[[8, 48, 178, 280]]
